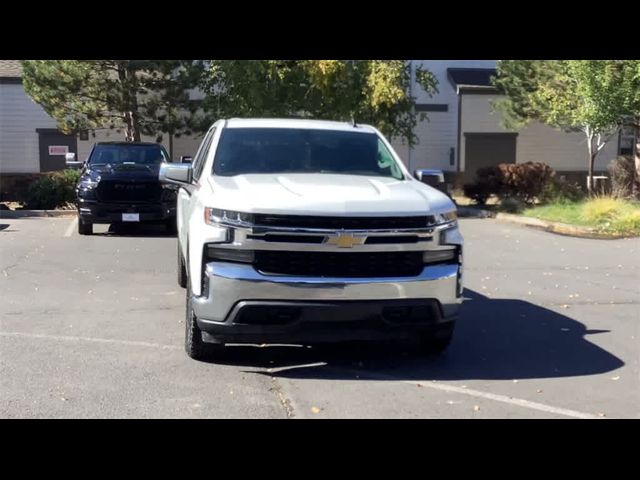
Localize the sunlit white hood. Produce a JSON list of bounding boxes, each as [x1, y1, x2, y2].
[[207, 173, 455, 216]]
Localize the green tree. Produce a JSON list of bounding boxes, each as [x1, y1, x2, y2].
[[198, 60, 438, 147], [22, 60, 204, 155], [493, 60, 634, 191], [618, 60, 640, 191]]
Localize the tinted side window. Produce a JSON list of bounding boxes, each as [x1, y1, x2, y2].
[[191, 128, 215, 182], [88, 144, 168, 165]]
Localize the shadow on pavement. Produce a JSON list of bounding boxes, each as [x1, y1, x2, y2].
[[204, 289, 624, 381], [92, 222, 176, 238]]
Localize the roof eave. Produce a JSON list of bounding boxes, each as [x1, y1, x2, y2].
[[457, 85, 499, 94]]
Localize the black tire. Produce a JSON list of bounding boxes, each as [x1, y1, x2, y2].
[[177, 241, 187, 289], [416, 323, 455, 356], [165, 218, 178, 235], [78, 217, 93, 235], [185, 279, 223, 360]]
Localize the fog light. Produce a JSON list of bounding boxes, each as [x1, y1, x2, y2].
[[206, 246, 254, 264], [423, 249, 456, 264]]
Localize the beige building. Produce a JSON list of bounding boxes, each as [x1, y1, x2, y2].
[[391, 61, 631, 188], [1, 60, 632, 190], [0, 60, 202, 177]]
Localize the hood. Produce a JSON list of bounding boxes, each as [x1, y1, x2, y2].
[[207, 173, 455, 216], [85, 162, 161, 181]]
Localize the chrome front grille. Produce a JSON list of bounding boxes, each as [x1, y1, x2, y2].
[[254, 250, 425, 278], [251, 214, 434, 230]]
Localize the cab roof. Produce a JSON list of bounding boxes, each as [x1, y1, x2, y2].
[[223, 118, 377, 133]]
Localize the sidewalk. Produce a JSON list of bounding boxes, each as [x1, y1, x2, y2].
[[0, 209, 75, 218]]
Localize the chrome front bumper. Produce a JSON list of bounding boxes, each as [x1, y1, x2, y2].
[[192, 261, 461, 324]]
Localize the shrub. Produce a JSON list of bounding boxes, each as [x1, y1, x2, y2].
[[462, 182, 492, 205], [581, 196, 621, 223], [26, 169, 81, 209], [500, 197, 526, 213], [492, 162, 555, 202], [613, 209, 640, 233], [609, 156, 639, 200], [463, 162, 555, 205], [538, 178, 586, 204]]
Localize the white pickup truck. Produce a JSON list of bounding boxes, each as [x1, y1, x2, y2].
[[160, 118, 463, 360]]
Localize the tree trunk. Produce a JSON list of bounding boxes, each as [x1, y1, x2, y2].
[[117, 61, 141, 142], [633, 116, 640, 198], [588, 152, 597, 194], [586, 132, 595, 193], [123, 112, 135, 142], [169, 133, 174, 160]]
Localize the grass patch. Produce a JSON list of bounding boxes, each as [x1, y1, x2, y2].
[[523, 197, 640, 236]]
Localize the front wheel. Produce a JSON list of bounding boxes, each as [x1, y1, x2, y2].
[[416, 323, 455, 356], [78, 217, 93, 235], [177, 241, 187, 289], [185, 279, 223, 360], [165, 218, 178, 235]]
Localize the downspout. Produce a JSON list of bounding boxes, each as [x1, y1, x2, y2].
[[456, 87, 462, 174], [408, 60, 414, 172]]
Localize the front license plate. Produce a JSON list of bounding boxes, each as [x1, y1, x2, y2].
[[122, 213, 140, 222]]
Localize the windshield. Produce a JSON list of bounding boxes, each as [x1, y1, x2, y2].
[[212, 128, 405, 180], [88, 144, 169, 166]]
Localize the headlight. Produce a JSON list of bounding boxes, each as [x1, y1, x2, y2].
[[78, 178, 98, 189], [430, 210, 457, 226], [204, 208, 254, 227]]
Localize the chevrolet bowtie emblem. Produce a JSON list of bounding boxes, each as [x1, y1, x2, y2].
[[324, 232, 367, 248]]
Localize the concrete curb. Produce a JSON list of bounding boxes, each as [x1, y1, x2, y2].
[[0, 210, 76, 219], [455, 206, 636, 239], [493, 213, 634, 240]]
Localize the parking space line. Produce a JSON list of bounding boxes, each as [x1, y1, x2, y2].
[[0, 331, 180, 351], [406, 379, 601, 419], [64, 218, 78, 237], [320, 367, 602, 419], [0, 331, 605, 419]]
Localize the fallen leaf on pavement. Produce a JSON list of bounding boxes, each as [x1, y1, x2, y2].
[[611, 376, 620, 381], [311, 407, 321, 414]]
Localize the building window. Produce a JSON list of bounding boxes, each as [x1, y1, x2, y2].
[[415, 104, 448, 112], [619, 125, 634, 155]]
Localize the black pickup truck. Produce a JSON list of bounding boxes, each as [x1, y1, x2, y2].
[[72, 142, 179, 235]]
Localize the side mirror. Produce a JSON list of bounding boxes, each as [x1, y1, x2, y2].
[[180, 155, 193, 164], [65, 152, 83, 169], [414, 169, 451, 196], [160, 163, 192, 185]]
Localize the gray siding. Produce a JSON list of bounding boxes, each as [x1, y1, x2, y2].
[[390, 60, 497, 172], [0, 83, 57, 173], [0, 83, 204, 171], [460, 93, 618, 173]]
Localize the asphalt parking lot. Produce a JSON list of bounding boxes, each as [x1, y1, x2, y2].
[[0, 216, 638, 418]]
